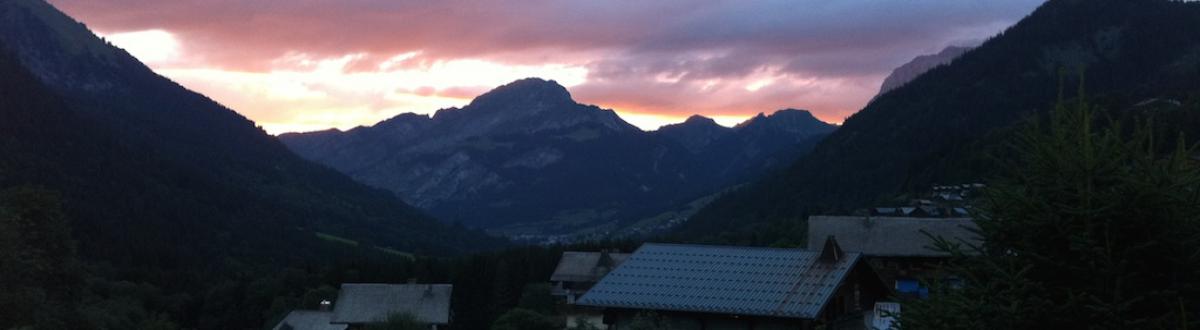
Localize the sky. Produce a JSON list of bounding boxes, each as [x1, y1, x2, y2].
[[51, 0, 1045, 134]]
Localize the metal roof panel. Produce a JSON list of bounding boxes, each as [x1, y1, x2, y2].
[[576, 243, 860, 319]]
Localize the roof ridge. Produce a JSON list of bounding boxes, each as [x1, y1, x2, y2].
[[772, 255, 820, 316], [774, 254, 862, 317], [641, 242, 831, 252], [805, 254, 861, 316]]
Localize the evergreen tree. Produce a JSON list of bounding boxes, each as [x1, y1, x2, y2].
[[900, 96, 1200, 329], [566, 318, 603, 330], [489, 308, 559, 330], [0, 187, 84, 329], [626, 311, 676, 330], [364, 313, 426, 330]]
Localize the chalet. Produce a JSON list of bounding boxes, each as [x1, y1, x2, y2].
[[273, 310, 346, 330], [575, 240, 888, 330], [551, 250, 631, 328], [552, 250, 631, 302], [329, 283, 453, 330], [806, 216, 979, 298]]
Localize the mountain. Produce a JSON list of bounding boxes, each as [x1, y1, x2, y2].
[[0, 0, 504, 327], [678, 0, 1200, 241], [680, 109, 837, 182], [280, 81, 835, 240], [656, 115, 733, 151], [655, 110, 835, 168], [876, 45, 973, 97]]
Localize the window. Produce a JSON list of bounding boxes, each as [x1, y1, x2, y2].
[[895, 278, 919, 293], [895, 278, 929, 299]]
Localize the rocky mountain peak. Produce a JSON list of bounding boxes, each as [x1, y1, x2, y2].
[[464, 78, 574, 111], [424, 78, 636, 138], [655, 115, 733, 151], [735, 109, 836, 135], [681, 114, 720, 126], [375, 112, 433, 129], [876, 45, 974, 97], [768, 108, 821, 122]]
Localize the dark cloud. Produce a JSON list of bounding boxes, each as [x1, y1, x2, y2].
[[49, 0, 1045, 124], [52, 0, 1042, 70]]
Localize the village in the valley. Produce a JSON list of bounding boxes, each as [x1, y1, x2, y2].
[[273, 185, 982, 330]]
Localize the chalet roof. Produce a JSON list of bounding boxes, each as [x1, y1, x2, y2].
[[576, 243, 860, 319], [807, 216, 980, 257], [330, 283, 452, 325], [272, 310, 346, 330], [550, 251, 631, 282]]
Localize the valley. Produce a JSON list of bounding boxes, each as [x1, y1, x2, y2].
[[2, 0, 1199, 329]]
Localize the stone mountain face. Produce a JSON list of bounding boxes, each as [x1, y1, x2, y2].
[[280, 80, 836, 239], [876, 45, 973, 98], [420, 79, 638, 149]]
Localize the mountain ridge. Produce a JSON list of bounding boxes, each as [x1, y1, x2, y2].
[[876, 45, 974, 98], [280, 80, 836, 240], [655, 115, 733, 152]]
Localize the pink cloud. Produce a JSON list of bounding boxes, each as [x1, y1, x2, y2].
[[48, 0, 1044, 131]]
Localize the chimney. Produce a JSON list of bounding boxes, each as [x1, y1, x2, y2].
[[407, 278, 418, 284], [423, 284, 434, 298], [819, 235, 844, 263], [319, 300, 332, 312]]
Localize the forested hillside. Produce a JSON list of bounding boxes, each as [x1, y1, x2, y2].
[[0, 0, 505, 327], [678, 0, 1200, 242]]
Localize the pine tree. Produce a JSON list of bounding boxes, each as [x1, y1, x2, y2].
[[0, 187, 82, 329], [364, 313, 425, 330], [900, 96, 1200, 329]]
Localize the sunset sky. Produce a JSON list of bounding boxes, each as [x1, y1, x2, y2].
[[51, 0, 1044, 134]]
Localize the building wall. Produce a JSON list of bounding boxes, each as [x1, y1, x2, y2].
[[557, 281, 598, 304], [865, 256, 946, 299]]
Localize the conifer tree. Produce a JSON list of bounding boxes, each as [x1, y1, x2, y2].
[[900, 95, 1200, 329]]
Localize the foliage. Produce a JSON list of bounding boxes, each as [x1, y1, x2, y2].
[[0, 187, 82, 329], [627, 311, 675, 330], [899, 96, 1200, 329], [364, 313, 426, 330], [516, 283, 558, 315], [489, 308, 559, 330], [566, 318, 603, 330]]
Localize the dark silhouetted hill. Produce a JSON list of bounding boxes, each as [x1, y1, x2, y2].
[[678, 0, 1200, 241]]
